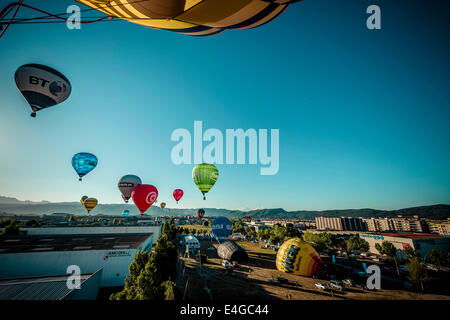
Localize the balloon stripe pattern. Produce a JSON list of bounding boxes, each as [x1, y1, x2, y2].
[[192, 163, 218, 199], [275, 238, 324, 277], [76, 0, 298, 36], [83, 198, 98, 213], [72, 153, 98, 181]]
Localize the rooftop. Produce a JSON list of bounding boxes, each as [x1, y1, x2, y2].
[[0, 271, 100, 300], [366, 232, 447, 240], [0, 233, 151, 254]]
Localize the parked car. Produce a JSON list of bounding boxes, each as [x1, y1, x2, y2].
[[222, 260, 231, 268], [315, 283, 330, 291], [343, 279, 355, 287], [330, 282, 345, 291]]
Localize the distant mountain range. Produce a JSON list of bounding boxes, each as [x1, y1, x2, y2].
[[0, 196, 449, 220]]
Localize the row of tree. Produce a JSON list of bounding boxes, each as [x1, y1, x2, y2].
[[110, 219, 179, 300]]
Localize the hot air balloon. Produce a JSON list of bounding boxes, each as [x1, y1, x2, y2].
[[80, 195, 88, 204], [118, 175, 142, 203], [131, 184, 158, 215], [197, 209, 205, 219], [76, 0, 297, 36], [83, 197, 98, 213], [160, 202, 166, 209], [122, 209, 130, 217], [72, 153, 98, 181], [192, 163, 218, 200], [173, 189, 183, 203], [276, 238, 325, 277], [15, 64, 71, 117]]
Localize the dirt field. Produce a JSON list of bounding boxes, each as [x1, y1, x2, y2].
[[176, 240, 450, 301]]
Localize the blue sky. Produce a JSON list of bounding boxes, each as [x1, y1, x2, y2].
[[0, 0, 449, 211]]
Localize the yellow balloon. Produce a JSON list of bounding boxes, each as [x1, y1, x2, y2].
[[275, 238, 324, 277], [76, 0, 295, 36], [83, 197, 98, 213]]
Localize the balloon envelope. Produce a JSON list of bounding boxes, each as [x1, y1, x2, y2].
[[192, 163, 218, 200], [83, 197, 98, 213], [197, 209, 205, 219], [173, 189, 183, 203], [15, 64, 71, 117], [72, 153, 98, 181], [131, 184, 158, 214], [211, 217, 232, 242], [122, 209, 130, 217], [276, 238, 324, 277], [160, 202, 166, 209], [76, 0, 297, 36], [80, 195, 88, 204], [118, 175, 142, 203]]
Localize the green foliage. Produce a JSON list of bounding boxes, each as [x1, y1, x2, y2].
[[0, 220, 13, 228], [110, 219, 179, 300], [0, 220, 20, 236], [427, 249, 450, 267], [407, 257, 428, 291], [162, 280, 176, 300], [302, 231, 335, 252], [203, 220, 211, 227], [347, 235, 369, 253], [380, 241, 397, 257], [232, 220, 245, 234], [25, 219, 39, 227], [404, 246, 420, 260]]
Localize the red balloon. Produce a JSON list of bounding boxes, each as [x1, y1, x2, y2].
[[131, 184, 158, 214], [173, 189, 183, 203]]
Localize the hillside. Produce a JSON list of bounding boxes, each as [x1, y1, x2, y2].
[[0, 196, 449, 220]]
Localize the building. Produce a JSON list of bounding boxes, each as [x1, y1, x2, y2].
[[315, 217, 367, 231], [0, 226, 160, 288], [360, 232, 450, 259], [428, 221, 450, 236], [0, 269, 102, 300], [363, 216, 428, 233]]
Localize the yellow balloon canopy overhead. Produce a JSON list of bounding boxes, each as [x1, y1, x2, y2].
[[76, 0, 300, 36], [83, 197, 98, 213], [275, 238, 324, 277]]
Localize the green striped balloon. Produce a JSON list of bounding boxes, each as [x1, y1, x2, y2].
[[192, 163, 219, 200]]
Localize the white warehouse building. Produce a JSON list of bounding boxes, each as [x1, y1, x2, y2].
[[0, 226, 161, 288]]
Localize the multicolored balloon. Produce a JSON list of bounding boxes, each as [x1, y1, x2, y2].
[[197, 209, 205, 219], [131, 184, 158, 215], [160, 202, 166, 209], [76, 0, 297, 37], [15, 64, 71, 117], [276, 238, 324, 277], [80, 195, 88, 204], [72, 153, 98, 181], [173, 189, 184, 203], [122, 209, 130, 217], [118, 174, 142, 203], [83, 197, 98, 213], [192, 163, 218, 200]]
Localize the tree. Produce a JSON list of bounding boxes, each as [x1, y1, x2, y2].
[[379, 241, 400, 277], [203, 220, 211, 227], [25, 219, 39, 227], [162, 280, 176, 300], [404, 246, 420, 261], [1, 220, 20, 236], [427, 249, 449, 267], [407, 257, 427, 291], [69, 215, 77, 222], [111, 220, 179, 300]]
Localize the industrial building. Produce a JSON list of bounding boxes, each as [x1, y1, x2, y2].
[[360, 232, 450, 259], [0, 226, 161, 289], [0, 269, 102, 300]]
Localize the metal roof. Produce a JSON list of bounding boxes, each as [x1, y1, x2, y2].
[[0, 272, 96, 300], [0, 233, 151, 254]]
